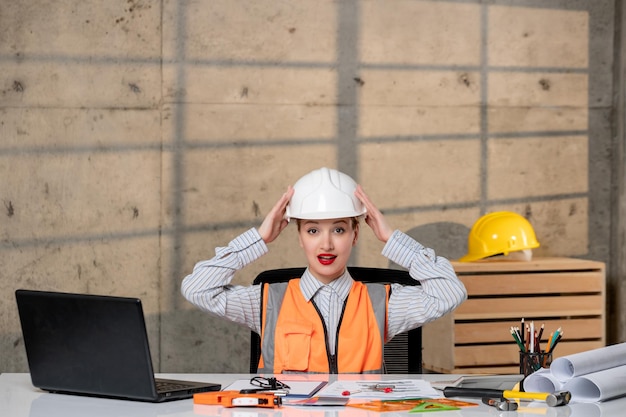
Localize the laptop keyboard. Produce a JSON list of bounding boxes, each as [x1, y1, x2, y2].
[[156, 380, 193, 392]]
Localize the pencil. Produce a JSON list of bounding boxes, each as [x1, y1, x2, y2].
[[524, 324, 530, 352], [551, 333, 563, 352], [511, 328, 525, 352], [513, 326, 523, 345], [545, 332, 554, 353]]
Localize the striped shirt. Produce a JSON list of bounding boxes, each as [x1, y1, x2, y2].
[[181, 228, 467, 353]]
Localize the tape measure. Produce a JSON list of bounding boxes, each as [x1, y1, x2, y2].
[[194, 390, 282, 408]]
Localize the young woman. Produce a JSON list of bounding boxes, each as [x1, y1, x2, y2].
[[181, 167, 467, 373]]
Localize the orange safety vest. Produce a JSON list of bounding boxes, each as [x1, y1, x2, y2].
[[257, 279, 389, 374]]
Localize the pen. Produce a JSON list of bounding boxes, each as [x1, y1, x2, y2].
[[240, 388, 268, 393], [240, 388, 289, 396]]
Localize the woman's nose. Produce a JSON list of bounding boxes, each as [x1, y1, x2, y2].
[[321, 232, 334, 250]]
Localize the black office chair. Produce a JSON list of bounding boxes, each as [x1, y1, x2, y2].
[[249, 266, 422, 374]]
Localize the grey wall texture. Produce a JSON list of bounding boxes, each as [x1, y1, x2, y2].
[[1, 0, 624, 373]]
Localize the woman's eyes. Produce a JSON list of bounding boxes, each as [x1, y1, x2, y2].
[[306, 227, 346, 235]]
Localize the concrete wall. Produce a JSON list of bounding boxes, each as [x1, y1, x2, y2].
[[1, 0, 622, 373]]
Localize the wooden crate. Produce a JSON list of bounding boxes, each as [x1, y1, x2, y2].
[[422, 257, 606, 374]]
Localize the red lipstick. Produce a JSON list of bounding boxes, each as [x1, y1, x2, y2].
[[317, 254, 336, 265]]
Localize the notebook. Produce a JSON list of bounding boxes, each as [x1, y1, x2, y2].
[[15, 289, 221, 402]]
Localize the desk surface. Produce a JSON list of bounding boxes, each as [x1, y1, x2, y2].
[[1, 373, 624, 417]]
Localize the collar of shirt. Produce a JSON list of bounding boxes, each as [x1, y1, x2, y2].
[[299, 268, 354, 302]]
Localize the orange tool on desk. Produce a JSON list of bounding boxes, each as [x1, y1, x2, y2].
[[194, 390, 282, 408]]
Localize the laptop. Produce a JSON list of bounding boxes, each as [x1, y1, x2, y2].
[[15, 289, 221, 402]]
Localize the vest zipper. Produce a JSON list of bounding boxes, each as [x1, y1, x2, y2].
[[333, 298, 348, 374], [311, 300, 338, 374]]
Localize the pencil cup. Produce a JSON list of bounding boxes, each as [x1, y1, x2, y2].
[[519, 350, 552, 378]]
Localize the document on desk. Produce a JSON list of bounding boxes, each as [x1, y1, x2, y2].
[[223, 379, 327, 398], [315, 379, 440, 399]]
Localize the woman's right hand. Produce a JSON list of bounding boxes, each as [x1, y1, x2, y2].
[[258, 186, 294, 244]]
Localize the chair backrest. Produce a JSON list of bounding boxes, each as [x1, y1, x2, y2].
[[249, 266, 422, 373]]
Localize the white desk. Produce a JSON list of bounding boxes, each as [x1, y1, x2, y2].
[[1, 373, 625, 417]]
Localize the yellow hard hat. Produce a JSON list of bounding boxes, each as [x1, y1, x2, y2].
[[459, 211, 540, 262]]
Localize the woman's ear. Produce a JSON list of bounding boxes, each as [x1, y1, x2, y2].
[[352, 223, 359, 246]]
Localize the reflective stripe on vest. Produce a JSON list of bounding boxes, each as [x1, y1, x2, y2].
[[257, 279, 388, 374]]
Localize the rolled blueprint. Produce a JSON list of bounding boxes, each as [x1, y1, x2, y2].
[[562, 364, 626, 402], [522, 368, 561, 393], [550, 343, 626, 382]]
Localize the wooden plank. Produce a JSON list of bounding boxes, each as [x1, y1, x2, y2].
[[421, 313, 455, 371], [453, 340, 604, 367], [452, 365, 520, 374], [454, 318, 604, 344], [454, 295, 604, 320], [422, 257, 606, 374], [459, 272, 603, 296], [424, 364, 521, 374], [452, 258, 605, 274]]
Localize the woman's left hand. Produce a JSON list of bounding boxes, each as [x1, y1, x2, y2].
[[355, 185, 393, 243]]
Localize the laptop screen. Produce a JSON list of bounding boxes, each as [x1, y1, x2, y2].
[[16, 290, 159, 400]]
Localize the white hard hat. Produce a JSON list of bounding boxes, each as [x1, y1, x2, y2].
[[286, 167, 366, 220]]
